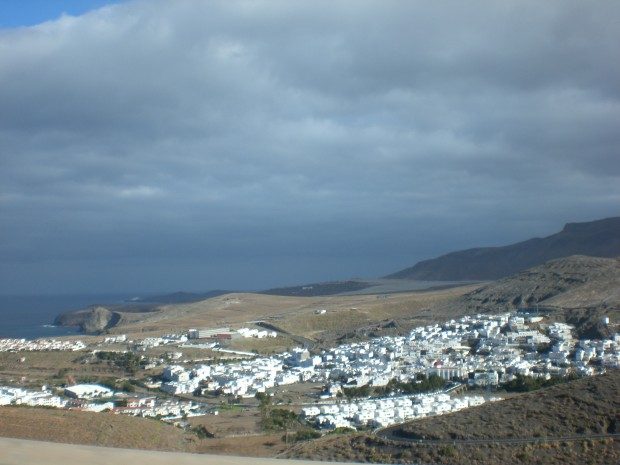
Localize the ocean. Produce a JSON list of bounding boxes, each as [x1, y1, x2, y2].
[[0, 294, 140, 339]]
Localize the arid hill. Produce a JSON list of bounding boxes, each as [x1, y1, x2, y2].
[[386, 217, 620, 281], [0, 407, 289, 458], [53, 284, 477, 340], [285, 370, 620, 465], [0, 407, 198, 452], [396, 371, 620, 441], [444, 255, 620, 338]]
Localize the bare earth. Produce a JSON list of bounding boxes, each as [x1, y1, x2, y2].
[[0, 437, 362, 465], [0, 406, 291, 458], [108, 285, 478, 342]]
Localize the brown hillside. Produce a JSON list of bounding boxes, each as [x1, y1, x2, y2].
[[0, 407, 289, 457], [285, 371, 620, 465], [445, 255, 620, 338], [0, 407, 197, 452], [98, 286, 477, 342], [397, 370, 620, 441]]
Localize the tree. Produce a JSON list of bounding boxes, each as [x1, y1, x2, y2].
[[255, 391, 271, 408]]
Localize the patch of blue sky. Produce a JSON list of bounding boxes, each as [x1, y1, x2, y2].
[[0, 0, 124, 29]]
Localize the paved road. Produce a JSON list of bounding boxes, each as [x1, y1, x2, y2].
[[0, 437, 360, 465], [255, 321, 316, 349], [376, 426, 620, 446]]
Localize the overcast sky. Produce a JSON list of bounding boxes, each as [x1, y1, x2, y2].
[[1, 0, 619, 294]]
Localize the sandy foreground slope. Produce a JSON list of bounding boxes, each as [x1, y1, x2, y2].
[[0, 437, 361, 465]]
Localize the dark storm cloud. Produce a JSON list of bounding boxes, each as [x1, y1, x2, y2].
[[1, 0, 619, 293]]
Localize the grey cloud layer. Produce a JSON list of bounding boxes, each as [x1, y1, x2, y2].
[[1, 0, 619, 293]]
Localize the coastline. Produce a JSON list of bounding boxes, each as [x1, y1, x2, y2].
[[0, 294, 135, 340]]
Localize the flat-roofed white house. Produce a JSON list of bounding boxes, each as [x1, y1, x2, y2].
[[64, 384, 113, 400]]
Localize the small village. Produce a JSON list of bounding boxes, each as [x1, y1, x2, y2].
[[156, 312, 619, 399], [0, 338, 87, 352], [0, 310, 618, 433], [0, 384, 210, 421]]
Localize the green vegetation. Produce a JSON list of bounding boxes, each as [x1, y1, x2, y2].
[[329, 427, 356, 435], [257, 391, 301, 431], [380, 373, 446, 394], [342, 384, 372, 399], [343, 374, 446, 399], [119, 380, 136, 392], [191, 425, 215, 439], [288, 429, 322, 442], [216, 402, 243, 411], [438, 445, 458, 458], [501, 374, 579, 392], [255, 391, 271, 407], [261, 408, 299, 431], [95, 351, 143, 374]]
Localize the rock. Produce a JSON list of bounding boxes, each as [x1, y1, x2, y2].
[[54, 306, 120, 334]]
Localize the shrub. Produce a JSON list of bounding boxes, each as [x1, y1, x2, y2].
[[329, 427, 356, 435], [192, 425, 215, 439], [501, 374, 578, 392], [261, 408, 299, 431], [438, 445, 457, 458], [288, 429, 321, 442]]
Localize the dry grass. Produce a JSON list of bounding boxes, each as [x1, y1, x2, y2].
[[0, 351, 129, 388], [285, 371, 620, 465], [398, 370, 620, 441], [226, 335, 297, 354], [108, 285, 478, 342], [0, 406, 289, 458], [0, 407, 197, 452], [188, 409, 263, 437], [194, 433, 289, 457], [0, 351, 81, 373], [287, 433, 620, 465]]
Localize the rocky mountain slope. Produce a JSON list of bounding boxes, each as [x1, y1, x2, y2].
[[445, 255, 620, 338], [386, 216, 620, 281]]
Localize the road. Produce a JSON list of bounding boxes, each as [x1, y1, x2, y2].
[[0, 437, 361, 465], [254, 320, 316, 349]]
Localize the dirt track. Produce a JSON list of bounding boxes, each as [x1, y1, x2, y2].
[[0, 437, 361, 465]]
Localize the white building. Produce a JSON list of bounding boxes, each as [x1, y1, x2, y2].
[[64, 384, 113, 399]]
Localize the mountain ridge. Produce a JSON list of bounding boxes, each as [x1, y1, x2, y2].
[[386, 216, 620, 281]]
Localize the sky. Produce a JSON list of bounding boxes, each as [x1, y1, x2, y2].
[[0, 1, 124, 28], [0, 1, 619, 295]]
